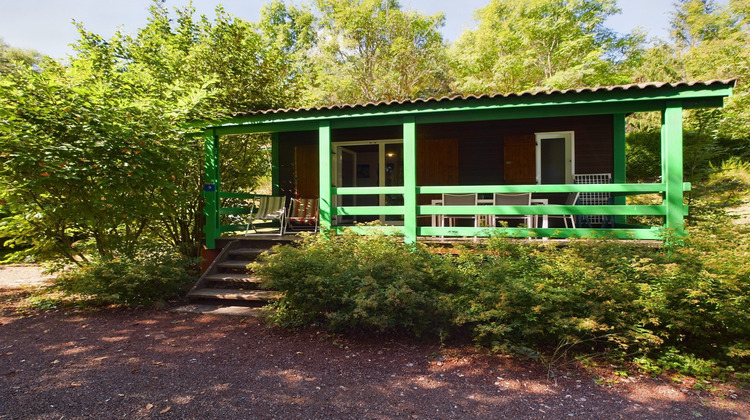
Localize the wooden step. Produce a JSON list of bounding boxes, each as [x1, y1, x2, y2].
[[204, 273, 263, 284], [227, 248, 268, 259], [188, 288, 281, 301], [216, 260, 255, 270]]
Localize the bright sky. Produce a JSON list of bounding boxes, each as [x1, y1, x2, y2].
[[0, 0, 728, 59]]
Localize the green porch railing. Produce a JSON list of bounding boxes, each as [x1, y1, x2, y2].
[[205, 183, 685, 248], [329, 183, 686, 240]]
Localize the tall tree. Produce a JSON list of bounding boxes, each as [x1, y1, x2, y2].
[[310, 0, 453, 104], [0, 1, 313, 261], [0, 38, 42, 74], [450, 0, 644, 94]]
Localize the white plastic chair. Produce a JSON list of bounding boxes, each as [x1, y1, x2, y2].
[[490, 193, 532, 227], [245, 196, 287, 236], [285, 198, 319, 233]]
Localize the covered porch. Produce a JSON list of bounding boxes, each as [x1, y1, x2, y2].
[[201, 80, 734, 248]]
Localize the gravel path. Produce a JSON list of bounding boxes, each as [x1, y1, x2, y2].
[[0, 267, 748, 419]]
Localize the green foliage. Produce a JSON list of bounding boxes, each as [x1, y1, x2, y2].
[[256, 230, 460, 338], [53, 246, 198, 306], [450, 0, 644, 94], [259, 221, 750, 373], [310, 0, 453, 104]]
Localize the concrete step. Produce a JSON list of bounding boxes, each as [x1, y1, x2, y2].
[[204, 273, 263, 284], [188, 288, 281, 301]]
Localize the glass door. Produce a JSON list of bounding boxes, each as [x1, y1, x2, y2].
[[333, 139, 403, 225]]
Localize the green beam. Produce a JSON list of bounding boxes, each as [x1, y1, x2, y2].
[[203, 131, 220, 249], [319, 122, 332, 230], [333, 186, 406, 195], [218, 192, 255, 199], [403, 116, 418, 244], [613, 113, 627, 225], [417, 204, 666, 216], [417, 227, 663, 240], [417, 183, 665, 194], [332, 226, 406, 235], [271, 133, 280, 195], [333, 206, 405, 216], [663, 102, 685, 233]]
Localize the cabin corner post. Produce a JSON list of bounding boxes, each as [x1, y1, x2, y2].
[[203, 130, 220, 250], [662, 102, 685, 235], [403, 116, 418, 244], [613, 113, 627, 225], [271, 133, 280, 196], [318, 121, 332, 230]]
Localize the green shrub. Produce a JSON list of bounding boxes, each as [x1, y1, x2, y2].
[[256, 230, 461, 339], [54, 246, 198, 306]]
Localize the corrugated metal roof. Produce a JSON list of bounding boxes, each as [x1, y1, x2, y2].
[[233, 79, 737, 117]]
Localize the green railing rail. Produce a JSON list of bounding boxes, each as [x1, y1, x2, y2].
[[205, 183, 687, 247]]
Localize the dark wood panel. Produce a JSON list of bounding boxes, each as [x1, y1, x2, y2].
[[294, 145, 319, 198], [503, 135, 536, 184]]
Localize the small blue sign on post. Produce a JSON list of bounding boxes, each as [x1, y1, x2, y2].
[[204, 183, 216, 192]]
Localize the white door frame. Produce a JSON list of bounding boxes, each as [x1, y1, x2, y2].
[[534, 131, 575, 184]]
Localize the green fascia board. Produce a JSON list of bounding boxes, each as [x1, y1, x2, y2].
[[200, 84, 733, 135]]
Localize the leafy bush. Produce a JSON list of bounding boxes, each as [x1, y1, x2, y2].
[[257, 218, 750, 372], [256, 230, 461, 339], [54, 246, 198, 306]]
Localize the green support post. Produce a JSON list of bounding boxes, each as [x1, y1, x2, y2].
[[613, 113, 627, 225], [271, 133, 280, 196], [662, 102, 684, 235], [403, 117, 417, 244], [318, 122, 332, 230], [203, 130, 220, 249]]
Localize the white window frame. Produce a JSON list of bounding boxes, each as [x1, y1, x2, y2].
[[534, 131, 575, 184]]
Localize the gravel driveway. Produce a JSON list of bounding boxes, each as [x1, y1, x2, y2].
[[0, 267, 748, 419]]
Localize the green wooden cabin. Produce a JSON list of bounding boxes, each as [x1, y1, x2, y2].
[[200, 80, 735, 249]]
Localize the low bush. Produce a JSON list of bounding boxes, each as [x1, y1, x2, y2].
[[54, 246, 198, 306], [257, 220, 750, 373], [255, 230, 461, 339]]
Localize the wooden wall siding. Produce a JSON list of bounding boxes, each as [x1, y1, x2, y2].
[[279, 131, 317, 199], [277, 115, 614, 199], [458, 138, 504, 185], [294, 144, 319, 198], [417, 115, 615, 176], [503, 135, 536, 184]]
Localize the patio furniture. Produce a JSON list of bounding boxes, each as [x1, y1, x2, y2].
[[441, 193, 478, 227], [489, 193, 533, 227], [245, 195, 287, 236], [574, 173, 612, 227], [547, 192, 580, 228], [285, 197, 319, 233]]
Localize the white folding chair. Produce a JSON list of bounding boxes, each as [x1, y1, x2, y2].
[[245, 196, 286, 236], [285, 198, 319, 233]]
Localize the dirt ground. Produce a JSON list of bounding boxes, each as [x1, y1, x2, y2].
[[1, 266, 749, 419]]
